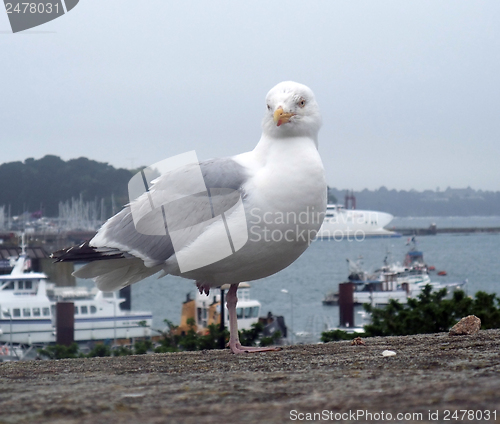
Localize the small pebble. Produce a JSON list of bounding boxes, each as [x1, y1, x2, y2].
[[382, 350, 397, 357]]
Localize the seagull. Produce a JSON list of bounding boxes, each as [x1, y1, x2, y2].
[[53, 81, 327, 354]]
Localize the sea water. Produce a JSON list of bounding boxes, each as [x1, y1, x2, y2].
[[76, 217, 500, 342]]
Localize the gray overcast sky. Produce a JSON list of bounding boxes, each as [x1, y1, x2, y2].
[[1, 1, 499, 191]]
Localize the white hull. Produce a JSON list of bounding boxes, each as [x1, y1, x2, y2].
[[1, 312, 153, 345], [325, 249, 467, 307], [317, 205, 397, 239], [1, 253, 152, 345], [352, 280, 465, 306], [354, 290, 408, 305]]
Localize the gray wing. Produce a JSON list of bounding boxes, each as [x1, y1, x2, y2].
[[199, 158, 248, 190], [91, 157, 250, 267]]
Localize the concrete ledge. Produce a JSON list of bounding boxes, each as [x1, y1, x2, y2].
[[1, 330, 499, 423]]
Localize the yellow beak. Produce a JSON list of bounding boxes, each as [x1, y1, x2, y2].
[[273, 107, 295, 127]]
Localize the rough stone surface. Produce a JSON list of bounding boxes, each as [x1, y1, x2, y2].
[[449, 315, 481, 336], [1, 330, 500, 424]]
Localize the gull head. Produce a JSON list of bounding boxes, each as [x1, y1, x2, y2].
[[262, 81, 322, 140]]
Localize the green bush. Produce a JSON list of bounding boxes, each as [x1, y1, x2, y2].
[[154, 319, 181, 353], [38, 342, 81, 359], [87, 343, 111, 357], [260, 330, 282, 347], [134, 340, 153, 355], [321, 329, 366, 343], [362, 286, 500, 337], [113, 345, 134, 356], [239, 322, 264, 346]]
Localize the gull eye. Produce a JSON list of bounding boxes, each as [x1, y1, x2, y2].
[[267, 104, 271, 111], [298, 98, 306, 108]]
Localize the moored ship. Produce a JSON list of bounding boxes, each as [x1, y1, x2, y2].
[[0, 247, 152, 347]]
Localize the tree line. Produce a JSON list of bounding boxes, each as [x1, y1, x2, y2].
[[1, 155, 499, 218], [329, 186, 500, 217], [0, 155, 134, 217]]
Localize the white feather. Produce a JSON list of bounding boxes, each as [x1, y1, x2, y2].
[[81, 81, 326, 291]]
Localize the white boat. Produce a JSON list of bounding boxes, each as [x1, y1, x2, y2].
[[316, 204, 397, 240], [374, 242, 466, 300], [177, 282, 261, 334], [323, 246, 467, 306], [0, 249, 153, 346]]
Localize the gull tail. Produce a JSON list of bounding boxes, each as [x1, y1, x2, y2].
[[74, 258, 162, 292], [51, 241, 162, 292]]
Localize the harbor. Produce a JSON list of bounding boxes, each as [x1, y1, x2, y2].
[[1, 216, 500, 347], [125, 226, 500, 342]]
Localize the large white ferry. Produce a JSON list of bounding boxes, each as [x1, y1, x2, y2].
[[0, 249, 152, 346], [316, 204, 397, 239]]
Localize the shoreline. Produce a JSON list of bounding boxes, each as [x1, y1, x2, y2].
[[392, 226, 500, 236]]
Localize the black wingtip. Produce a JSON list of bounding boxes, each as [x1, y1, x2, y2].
[[51, 241, 126, 263]]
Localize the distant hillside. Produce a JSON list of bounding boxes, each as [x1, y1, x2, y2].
[[0, 155, 134, 217], [329, 187, 500, 217], [1, 156, 499, 218]]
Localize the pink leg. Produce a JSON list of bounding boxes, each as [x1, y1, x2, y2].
[[226, 284, 281, 354]]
